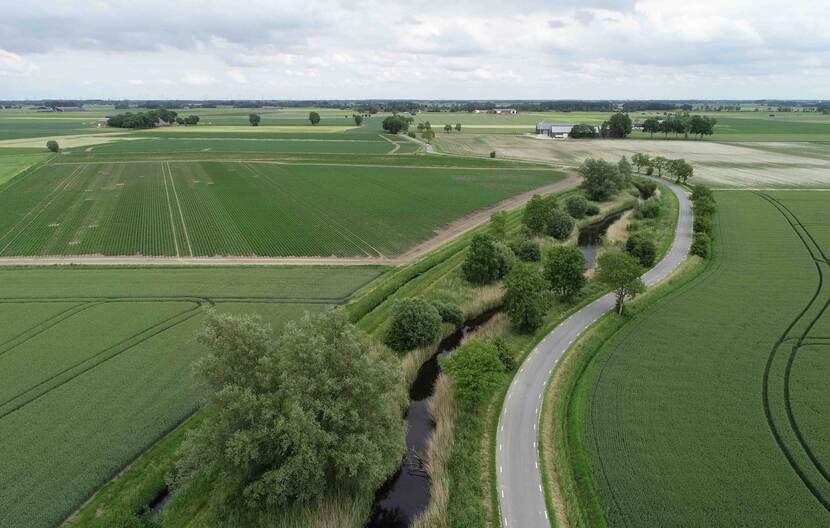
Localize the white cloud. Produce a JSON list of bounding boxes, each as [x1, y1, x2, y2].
[[228, 69, 248, 83], [181, 71, 216, 86], [127, 79, 144, 85], [0, 48, 35, 76]]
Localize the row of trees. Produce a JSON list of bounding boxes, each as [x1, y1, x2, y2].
[[641, 114, 717, 139], [690, 185, 717, 258], [107, 108, 180, 129], [631, 153, 694, 184]]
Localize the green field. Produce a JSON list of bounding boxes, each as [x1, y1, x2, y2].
[[566, 191, 830, 526], [0, 159, 562, 257], [0, 266, 383, 528]]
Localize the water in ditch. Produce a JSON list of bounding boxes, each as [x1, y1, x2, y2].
[[366, 308, 502, 527], [577, 210, 625, 270]]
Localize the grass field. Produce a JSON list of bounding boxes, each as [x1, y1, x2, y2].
[[562, 191, 830, 526], [0, 159, 562, 257], [0, 266, 383, 528]]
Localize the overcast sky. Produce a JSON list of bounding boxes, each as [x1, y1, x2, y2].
[[1, 0, 828, 100]]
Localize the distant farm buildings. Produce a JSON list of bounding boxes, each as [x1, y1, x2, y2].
[[535, 122, 578, 138]]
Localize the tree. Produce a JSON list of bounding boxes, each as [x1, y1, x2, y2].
[[595, 251, 646, 314], [249, 113, 261, 126], [489, 211, 508, 240], [443, 124, 452, 133], [308, 111, 321, 125], [463, 234, 510, 284], [569, 124, 598, 138], [522, 194, 549, 234], [385, 298, 442, 352], [442, 341, 505, 406], [642, 117, 660, 138], [617, 156, 632, 181], [455, 123, 462, 132], [545, 208, 575, 240], [515, 239, 541, 262], [46, 140, 59, 153], [667, 158, 693, 184], [635, 197, 662, 219], [184, 115, 199, 125], [170, 311, 405, 520], [604, 112, 633, 138], [631, 153, 650, 173], [578, 158, 624, 201], [382, 115, 409, 134], [691, 231, 712, 258], [543, 245, 585, 299], [354, 114, 363, 126], [625, 233, 657, 267], [417, 122, 425, 131], [651, 156, 668, 177], [566, 195, 588, 218], [503, 263, 548, 333], [422, 127, 436, 143]]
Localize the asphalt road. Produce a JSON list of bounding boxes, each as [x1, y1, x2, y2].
[[495, 178, 694, 528]]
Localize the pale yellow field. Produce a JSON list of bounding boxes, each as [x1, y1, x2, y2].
[[433, 134, 830, 188], [0, 133, 139, 149]]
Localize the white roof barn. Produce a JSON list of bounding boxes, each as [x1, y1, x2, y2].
[[536, 122, 577, 137]]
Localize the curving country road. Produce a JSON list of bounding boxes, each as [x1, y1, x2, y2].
[[495, 177, 694, 528]]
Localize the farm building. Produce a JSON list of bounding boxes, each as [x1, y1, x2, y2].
[[536, 122, 577, 138], [55, 106, 84, 112], [490, 108, 517, 114]]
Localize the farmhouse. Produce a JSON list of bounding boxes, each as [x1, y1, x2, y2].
[[535, 122, 577, 138], [489, 108, 517, 115]]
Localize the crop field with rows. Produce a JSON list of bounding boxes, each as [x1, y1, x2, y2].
[[0, 160, 562, 257], [0, 265, 383, 528], [570, 191, 830, 526]]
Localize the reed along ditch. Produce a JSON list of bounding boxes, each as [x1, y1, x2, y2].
[[367, 307, 502, 527]]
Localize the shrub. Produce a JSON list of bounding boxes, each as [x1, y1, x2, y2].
[[503, 263, 549, 333], [694, 197, 716, 217], [494, 242, 516, 277], [693, 215, 713, 236], [618, 156, 633, 180], [432, 300, 465, 329], [625, 233, 657, 267], [578, 158, 625, 201], [632, 178, 657, 198], [635, 197, 662, 219], [545, 208, 575, 240], [691, 232, 712, 258], [566, 195, 588, 218], [493, 337, 515, 371], [442, 341, 504, 406], [585, 204, 600, 216], [489, 211, 508, 240], [385, 298, 442, 352], [646, 166, 654, 176], [46, 140, 59, 153], [516, 239, 541, 262], [543, 245, 586, 299], [490, 151, 496, 158]]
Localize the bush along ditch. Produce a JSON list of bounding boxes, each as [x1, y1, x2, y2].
[[690, 184, 717, 258]]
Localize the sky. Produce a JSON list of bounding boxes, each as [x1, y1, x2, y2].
[[1, 0, 828, 100]]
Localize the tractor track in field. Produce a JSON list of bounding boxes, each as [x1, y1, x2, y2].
[[0, 293, 353, 421], [757, 192, 830, 513]]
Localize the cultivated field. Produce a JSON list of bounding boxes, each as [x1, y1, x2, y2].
[[433, 134, 830, 188], [0, 266, 382, 528], [0, 159, 561, 258], [567, 191, 830, 526]]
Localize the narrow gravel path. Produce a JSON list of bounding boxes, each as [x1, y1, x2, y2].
[[495, 177, 693, 528]]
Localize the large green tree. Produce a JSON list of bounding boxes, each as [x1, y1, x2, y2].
[[308, 111, 321, 125], [249, 113, 261, 126], [604, 112, 633, 138], [170, 311, 405, 520], [462, 234, 513, 284], [385, 297, 442, 352], [522, 194, 549, 234], [442, 341, 505, 406], [578, 158, 624, 201], [596, 251, 646, 314], [503, 263, 549, 333], [543, 245, 585, 299]]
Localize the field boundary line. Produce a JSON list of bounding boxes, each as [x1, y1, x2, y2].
[[161, 162, 181, 257], [165, 161, 193, 257], [378, 134, 400, 154], [49, 159, 555, 171]]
